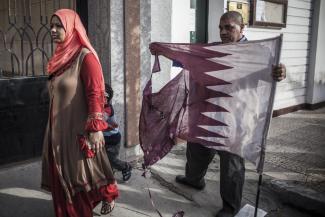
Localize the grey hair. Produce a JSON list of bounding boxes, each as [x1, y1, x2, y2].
[[220, 11, 244, 25]]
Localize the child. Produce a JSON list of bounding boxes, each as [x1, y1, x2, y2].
[[103, 84, 132, 181], [101, 84, 132, 215]]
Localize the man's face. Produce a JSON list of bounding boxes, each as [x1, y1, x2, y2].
[[219, 18, 243, 43]]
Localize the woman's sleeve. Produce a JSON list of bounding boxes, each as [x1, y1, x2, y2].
[[80, 53, 108, 132]]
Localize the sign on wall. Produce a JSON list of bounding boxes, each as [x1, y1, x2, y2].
[[227, 0, 250, 25], [251, 0, 288, 28], [227, 0, 288, 28]]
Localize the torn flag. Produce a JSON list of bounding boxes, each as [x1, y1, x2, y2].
[[140, 36, 282, 172]]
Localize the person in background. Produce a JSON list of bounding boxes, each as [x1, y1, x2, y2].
[[103, 84, 132, 182], [100, 83, 132, 214]]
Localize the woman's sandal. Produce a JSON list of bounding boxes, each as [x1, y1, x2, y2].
[[100, 200, 115, 215]]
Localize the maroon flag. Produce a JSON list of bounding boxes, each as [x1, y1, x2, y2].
[[140, 37, 282, 171]]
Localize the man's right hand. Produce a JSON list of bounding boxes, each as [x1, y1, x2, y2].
[[272, 63, 286, 81]]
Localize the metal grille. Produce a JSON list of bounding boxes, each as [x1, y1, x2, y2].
[[0, 0, 75, 77]]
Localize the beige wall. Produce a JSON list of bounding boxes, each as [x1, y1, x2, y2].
[[125, 0, 142, 147]]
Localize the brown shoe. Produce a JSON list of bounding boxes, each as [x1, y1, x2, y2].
[[175, 175, 205, 190]]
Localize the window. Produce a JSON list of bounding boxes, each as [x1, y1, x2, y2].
[[190, 0, 197, 9]]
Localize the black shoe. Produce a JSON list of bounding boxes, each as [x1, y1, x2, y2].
[[122, 164, 132, 182], [175, 175, 205, 190], [215, 209, 235, 217]]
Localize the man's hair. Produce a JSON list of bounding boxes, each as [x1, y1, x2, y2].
[[220, 11, 244, 25]]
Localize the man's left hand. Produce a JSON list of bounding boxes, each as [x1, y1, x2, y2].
[[272, 63, 286, 81]]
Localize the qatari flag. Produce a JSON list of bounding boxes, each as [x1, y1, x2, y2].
[[140, 36, 282, 172]]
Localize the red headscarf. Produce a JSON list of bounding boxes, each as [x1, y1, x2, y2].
[[47, 9, 101, 74]]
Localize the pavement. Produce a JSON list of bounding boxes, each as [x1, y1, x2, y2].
[[150, 107, 325, 217], [264, 107, 325, 216], [0, 107, 324, 217], [0, 160, 210, 217]]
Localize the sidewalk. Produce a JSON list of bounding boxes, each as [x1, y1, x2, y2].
[[0, 160, 212, 217], [151, 107, 325, 217], [0, 108, 324, 217], [263, 107, 325, 216]]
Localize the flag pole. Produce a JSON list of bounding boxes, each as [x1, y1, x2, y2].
[[254, 174, 263, 217], [254, 34, 283, 217]]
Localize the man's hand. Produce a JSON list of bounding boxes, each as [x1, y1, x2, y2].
[[272, 63, 286, 81], [88, 131, 105, 153]]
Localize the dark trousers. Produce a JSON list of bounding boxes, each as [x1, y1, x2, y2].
[[185, 142, 245, 214], [104, 132, 128, 171]]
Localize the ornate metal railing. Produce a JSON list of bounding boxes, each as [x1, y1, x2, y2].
[[0, 0, 75, 78]]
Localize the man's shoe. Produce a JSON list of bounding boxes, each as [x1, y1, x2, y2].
[[175, 175, 205, 190], [215, 209, 235, 217]]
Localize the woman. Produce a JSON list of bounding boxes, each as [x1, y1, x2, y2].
[[41, 9, 118, 217]]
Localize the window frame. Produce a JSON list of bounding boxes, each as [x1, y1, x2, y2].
[[250, 0, 288, 28]]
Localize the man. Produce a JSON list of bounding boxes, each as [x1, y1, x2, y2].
[[175, 11, 286, 217]]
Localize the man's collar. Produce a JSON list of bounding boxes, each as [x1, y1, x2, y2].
[[238, 35, 247, 42]]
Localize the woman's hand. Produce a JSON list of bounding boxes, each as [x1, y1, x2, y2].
[[88, 131, 105, 153]]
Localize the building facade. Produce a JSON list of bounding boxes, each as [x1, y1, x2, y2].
[[0, 0, 324, 164]]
